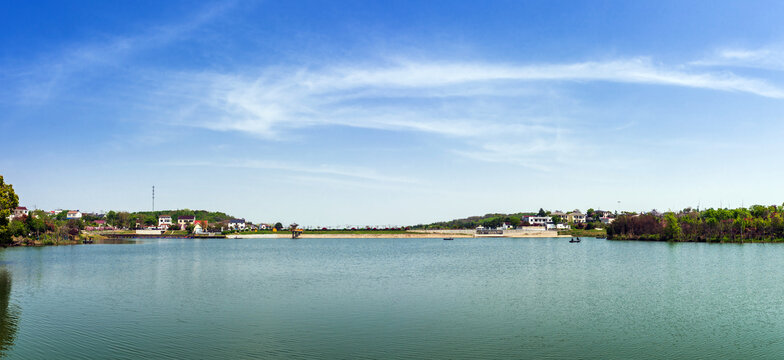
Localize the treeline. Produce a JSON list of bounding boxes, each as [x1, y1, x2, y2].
[[607, 205, 784, 242], [6, 210, 84, 245], [4, 209, 236, 245], [107, 209, 234, 229], [412, 212, 535, 230]]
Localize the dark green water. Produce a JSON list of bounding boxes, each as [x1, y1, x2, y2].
[[0, 237, 783, 359]]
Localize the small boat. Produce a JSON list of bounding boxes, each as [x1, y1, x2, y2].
[[443, 237, 454, 241], [569, 237, 581, 243]]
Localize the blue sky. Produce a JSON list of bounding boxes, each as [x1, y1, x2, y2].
[[3, 0, 784, 226]]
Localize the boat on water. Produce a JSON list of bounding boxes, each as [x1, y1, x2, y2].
[[443, 237, 454, 241], [569, 237, 581, 243]]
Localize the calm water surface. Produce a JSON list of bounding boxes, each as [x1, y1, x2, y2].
[[0, 237, 783, 359]]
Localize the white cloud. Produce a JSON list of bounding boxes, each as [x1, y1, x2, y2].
[[170, 159, 417, 184], [143, 57, 784, 168], [691, 46, 784, 71], [159, 58, 784, 136]]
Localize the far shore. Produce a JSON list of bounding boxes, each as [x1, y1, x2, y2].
[[225, 232, 572, 239]]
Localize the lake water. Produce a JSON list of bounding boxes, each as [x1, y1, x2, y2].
[[0, 237, 783, 359]]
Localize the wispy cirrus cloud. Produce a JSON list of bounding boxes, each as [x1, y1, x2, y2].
[[170, 159, 418, 184], [691, 45, 784, 71], [141, 56, 784, 169], [11, 10, 784, 170], [155, 57, 784, 136]]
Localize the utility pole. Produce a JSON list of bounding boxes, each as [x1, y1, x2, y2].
[[152, 186, 155, 212]]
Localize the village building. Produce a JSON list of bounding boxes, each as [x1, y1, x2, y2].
[[158, 215, 172, 229], [523, 216, 553, 225], [228, 219, 246, 231], [595, 210, 614, 218], [9, 206, 29, 220], [177, 215, 195, 229], [193, 220, 208, 234], [567, 211, 586, 224], [66, 210, 83, 219]]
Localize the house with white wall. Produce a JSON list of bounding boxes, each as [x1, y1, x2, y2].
[[158, 215, 172, 229], [523, 216, 552, 226], [9, 206, 29, 220], [66, 210, 82, 219], [227, 219, 246, 231], [193, 220, 208, 234]]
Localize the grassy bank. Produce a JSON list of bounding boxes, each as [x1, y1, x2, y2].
[[558, 228, 607, 238]]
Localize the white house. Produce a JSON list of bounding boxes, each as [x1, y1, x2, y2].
[[524, 216, 552, 225], [600, 217, 615, 224], [66, 210, 82, 219], [158, 215, 172, 229], [192, 220, 208, 234], [228, 219, 246, 231], [9, 206, 29, 220]]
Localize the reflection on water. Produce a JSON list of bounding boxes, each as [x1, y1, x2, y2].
[[0, 269, 17, 356], [93, 239, 138, 245], [4, 238, 784, 358]]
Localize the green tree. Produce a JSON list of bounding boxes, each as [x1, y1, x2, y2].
[[105, 211, 118, 226], [749, 205, 770, 219], [0, 176, 19, 245], [117, 212, 130, 229], [185, 224, 195, 234], [25, 213, 46, 236], [66, 219, 84, 231], [662, 213, 682, 241], [274, 222, 283, 230], [8, 220, 26, 237], [537, 208, 546, 217], [143, 214, 156, 227]]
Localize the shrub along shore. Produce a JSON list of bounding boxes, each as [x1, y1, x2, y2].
[[607, 205, 784, 243]]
